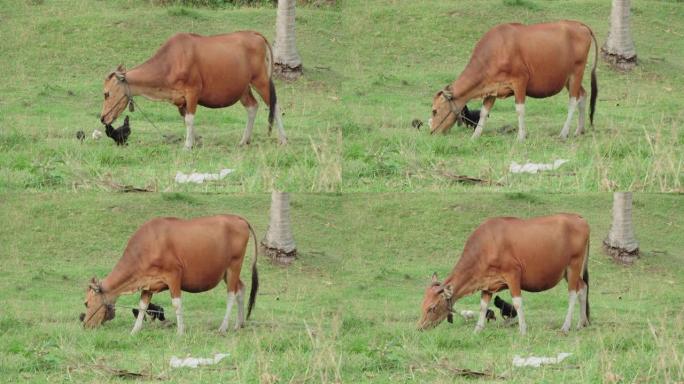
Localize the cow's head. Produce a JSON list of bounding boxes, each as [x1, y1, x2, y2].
[[429, 85, 461, 134], [100, 64, 131, 126], [417, 273, 453, 330], [80, 277, 115, 328]]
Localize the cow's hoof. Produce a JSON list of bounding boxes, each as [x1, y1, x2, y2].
[[239, 139, 251, 146], [183, 145, 193, 151], [279, 138, 288, 146]]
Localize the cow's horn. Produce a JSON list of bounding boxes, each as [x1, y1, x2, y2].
[[442, 89, 453, 100]]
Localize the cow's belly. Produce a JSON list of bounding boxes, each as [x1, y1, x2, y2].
[[521, 267, 565, 292], [526, 77, 566, 99], [198, 91, 243, 109]]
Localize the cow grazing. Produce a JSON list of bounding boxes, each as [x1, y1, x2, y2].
[[81, 215, 259, 335], [429, 21, 598, 141], [100, 31, 287, 149], [418, 214, 590, 335]]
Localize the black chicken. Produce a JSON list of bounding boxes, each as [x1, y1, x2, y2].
[[494, 296, 518, 320], [105, 115, 131, 146], [131, 302, 166, 322], [457, 105, 482, 129]]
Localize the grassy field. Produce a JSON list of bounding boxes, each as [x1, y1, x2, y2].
[[1, 0, 682, 193], [0, 0, 343, 193], [341, 0, 683, 191], [1, 192, 682, 382]]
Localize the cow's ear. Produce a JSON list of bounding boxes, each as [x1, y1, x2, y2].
[[431, 272, 439, 284], [114, 72, 126, 82], [441, 285, 453, 300], [116, 64, 126, 72]]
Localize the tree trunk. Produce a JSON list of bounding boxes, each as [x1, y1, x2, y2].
[[603, 192, 640, 264], [261, 191, 297, 265], [601, 0, 637, 70], [274, 0, 303, 80]]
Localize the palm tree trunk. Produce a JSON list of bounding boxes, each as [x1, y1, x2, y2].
[[602, 0, 637, 70], [603, 192, 640, 264], [274, 0, 303, 80], [261, 191, 297, 265]]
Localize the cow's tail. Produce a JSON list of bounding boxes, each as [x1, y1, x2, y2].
[[586, 24, 598, 127], [246, 220, 259, 320], [260, 33, 277, 135], [582, 237, 591, 322]]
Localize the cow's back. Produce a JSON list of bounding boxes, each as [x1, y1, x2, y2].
[[126, 215, 250, 292], [470, 214, 588, 291], [470, 21, 593, 98]]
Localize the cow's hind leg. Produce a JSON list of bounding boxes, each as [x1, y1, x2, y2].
[[238, 89, 259, 146], [562, 260, 584, 333], [575, 87, 587, 136], [560, 75, 583, 139], [252, 77, 288, 145], [576, 279, 589, 329], [471, 96, 495, 140], [474, 291, 493, 333], [235, 281, 245, 330], [131, 290, 152, 335]]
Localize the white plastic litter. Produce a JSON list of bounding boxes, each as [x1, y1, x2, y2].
[[459, 310, 477, 321], [509, 159, 568, 174], [170, 353, 230, 368], [92, 129, 103, 140], [512, 352, 572, 368], [174, 169, 234, 184]]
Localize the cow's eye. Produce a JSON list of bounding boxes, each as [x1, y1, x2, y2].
[[432, 110, 437, 116], [104, 92, 110, 99]]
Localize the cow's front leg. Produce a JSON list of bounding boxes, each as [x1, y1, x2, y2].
[[131, 290, 152, 335], [471, 97, 495, 140], [184, 114, 196, 150], [172, 296, 184, 335], [183, 96, 199, 150], [474, 291, 492, 333]]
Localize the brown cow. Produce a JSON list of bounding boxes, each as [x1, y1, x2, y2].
[[418, 214, 590, 335], [429, 21, 598, 141], [100, 31, 287, 148], [81, 215, 259, 335]]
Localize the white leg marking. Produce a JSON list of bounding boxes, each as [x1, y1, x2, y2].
[[235, 288, 244, 330], [471, 105, 490, 139], [474, 298, 489, 333], [184, 114, 195, 150], [577, 285, 589, 329], [512, 297, 527, 335], [516, 103, 526, 142], [575, 95, 586, 135], [172, 297, 184, 335], [561, 291, 577, 334], [239, 105, 258, 146], [274, 103, 288, 145], [218, 292, 236, 333], [560, 97, 578, 139], [131, 299, 148, 335]]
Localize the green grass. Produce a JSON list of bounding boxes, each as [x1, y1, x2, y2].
[[341, 0, 683, 191], [1, 0, 682, 192], [1, 192, 682, 382], [0, 0, 342, 192]]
